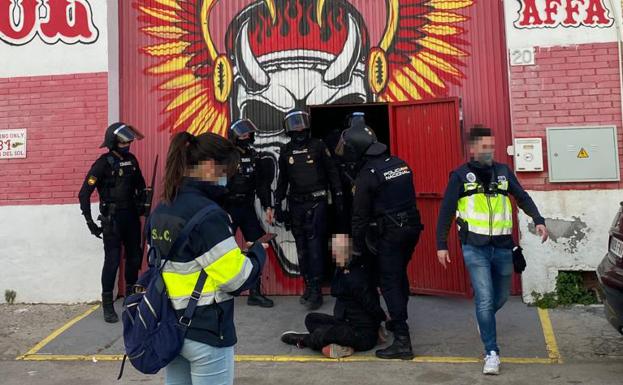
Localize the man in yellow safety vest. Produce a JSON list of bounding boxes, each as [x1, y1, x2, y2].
[[436, 125, 549, 375]]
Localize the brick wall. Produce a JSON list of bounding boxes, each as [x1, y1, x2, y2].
[[0, 73, 108, 205], [510, 42, 623, 191]]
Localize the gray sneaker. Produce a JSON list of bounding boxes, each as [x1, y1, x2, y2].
[[483, 351, 500, 375]]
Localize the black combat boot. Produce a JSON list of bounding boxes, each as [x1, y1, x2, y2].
[[375, 333, 414, 360], [101, 292, 119, 323], [247, 279, 274, 308], [306, 279, 323, 311], [299, 279, 311, 305]]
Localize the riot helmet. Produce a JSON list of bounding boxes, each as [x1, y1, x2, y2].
[[229, 119, 258, 147], [283, 109, 310, 133], [335, 125, 387, 163], [100, 122, 144, 149], [344, 111, 366, 130]]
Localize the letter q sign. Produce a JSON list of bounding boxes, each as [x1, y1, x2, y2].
[[510, 48, 536, 66]]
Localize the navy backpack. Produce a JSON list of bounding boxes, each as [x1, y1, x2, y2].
[[118, 203, 218, 378]]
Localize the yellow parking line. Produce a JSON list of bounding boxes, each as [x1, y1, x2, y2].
[[537, 307, 563, 364], [16, 303, 562, 366], [15, 304, 101, 360], [18, 353, 555, 364]]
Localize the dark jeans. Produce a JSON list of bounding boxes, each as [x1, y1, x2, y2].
[[290, 199, 327, 280], [376, 224, 420, 335], [303, 313, 378, 352], [101, 209, 142, 293], [226, 201, 265, 242]]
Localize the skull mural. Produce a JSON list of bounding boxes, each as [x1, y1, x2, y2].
[[137, 0, 474, 276]]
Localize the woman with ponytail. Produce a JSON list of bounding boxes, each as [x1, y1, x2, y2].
[[147, 132, 266, 385]]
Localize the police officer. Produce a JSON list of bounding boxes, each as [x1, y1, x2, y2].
[[336, 124, 422, 360], [323, 112, 366, 234], [274, 109, 343, 310], [436, 125, 548, 375], [226, 119, 274, 308], [78, 122, 148, 323]]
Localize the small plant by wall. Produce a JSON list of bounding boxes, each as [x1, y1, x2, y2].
[[4, 290, 16, 305], [531, 271, 599, 308]]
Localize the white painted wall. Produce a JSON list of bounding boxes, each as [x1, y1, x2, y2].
[[504, 0, 621, 49], [0, 0, 108, 78], [0, 204, 103, 303], [519, 190, 622, 302]]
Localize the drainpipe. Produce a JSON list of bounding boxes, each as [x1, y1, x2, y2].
[[607, 0, 623, 133]]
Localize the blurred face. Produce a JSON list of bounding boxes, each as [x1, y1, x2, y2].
[[188, 159, 227, 182], [469, 135, 495, 166], [331, 234, 352, 268], [238, 133, 251, 140]]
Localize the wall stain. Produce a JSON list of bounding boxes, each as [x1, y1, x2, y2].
[[528, 217, 588, 253]]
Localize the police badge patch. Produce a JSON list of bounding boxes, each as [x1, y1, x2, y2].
[[87, 176, 97, 186], [466, 172, 476, 183]]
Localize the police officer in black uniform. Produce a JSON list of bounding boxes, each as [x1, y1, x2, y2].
[[336, 124, 422, 359], [78, 122, 148, 323], [226, 119, 274, 308], [274, 109, 344, 310], [323, 112, 366, 234]]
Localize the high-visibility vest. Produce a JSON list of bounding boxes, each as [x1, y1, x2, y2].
[[456, 165, 513, 238]]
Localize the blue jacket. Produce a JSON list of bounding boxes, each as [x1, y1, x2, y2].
[[148, 178, 265, 347]]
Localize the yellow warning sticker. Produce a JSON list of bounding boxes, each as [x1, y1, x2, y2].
[[577, 148, 589, 159]]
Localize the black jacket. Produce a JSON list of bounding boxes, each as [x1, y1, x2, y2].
[[351, 154, 418, 254], [332, 262, 386, 330]]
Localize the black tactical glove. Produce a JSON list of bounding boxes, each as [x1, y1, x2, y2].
[[86, 219, 102, 239], [274, 206, 291, 231], [334, 193, 344, 214], [512, 246, 526, 273]]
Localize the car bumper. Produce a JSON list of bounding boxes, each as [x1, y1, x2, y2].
[[597, 254, 623, 334]]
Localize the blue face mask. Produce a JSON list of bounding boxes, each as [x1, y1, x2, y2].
[[216, 176, 228, 187]]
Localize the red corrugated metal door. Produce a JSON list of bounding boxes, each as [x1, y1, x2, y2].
[[390, 98, 471, 297]]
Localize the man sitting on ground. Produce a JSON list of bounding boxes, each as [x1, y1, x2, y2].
[[280, 234, 387, 358]]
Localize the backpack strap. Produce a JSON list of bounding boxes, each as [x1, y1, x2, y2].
[[163, 202, 219, 330]]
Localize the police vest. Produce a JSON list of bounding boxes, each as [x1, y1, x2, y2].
[[283, 139, 328, 196], [455, 163, 513, 239], [100, 154, 140, 208], [366, 156, 417, 217], [227, 148, 257, 198]]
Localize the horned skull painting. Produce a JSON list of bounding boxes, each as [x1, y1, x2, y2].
[[137, 0, 474, 275]]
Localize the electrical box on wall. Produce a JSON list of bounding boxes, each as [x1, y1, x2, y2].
[[547, 126, 620, 183], [514, 138, 543, 172]]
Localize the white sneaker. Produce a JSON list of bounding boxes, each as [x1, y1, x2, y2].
[[483, 351, 500, 375]]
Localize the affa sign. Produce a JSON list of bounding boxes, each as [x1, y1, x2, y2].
[[0, 0, 98, 45], [514, 0, 614, 28]]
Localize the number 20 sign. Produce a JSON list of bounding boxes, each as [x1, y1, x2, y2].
[[510, 48, 535, 66]]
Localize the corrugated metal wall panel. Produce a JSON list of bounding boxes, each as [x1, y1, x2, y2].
[[390, 98, 470, 296], [119, 0, 517, 295]]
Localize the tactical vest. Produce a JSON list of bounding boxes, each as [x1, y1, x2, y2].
[[227, 149, 257, 199], [99, 154, 140, 210], [283, 139, 328, 196], [455, 163, 513, 240]]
